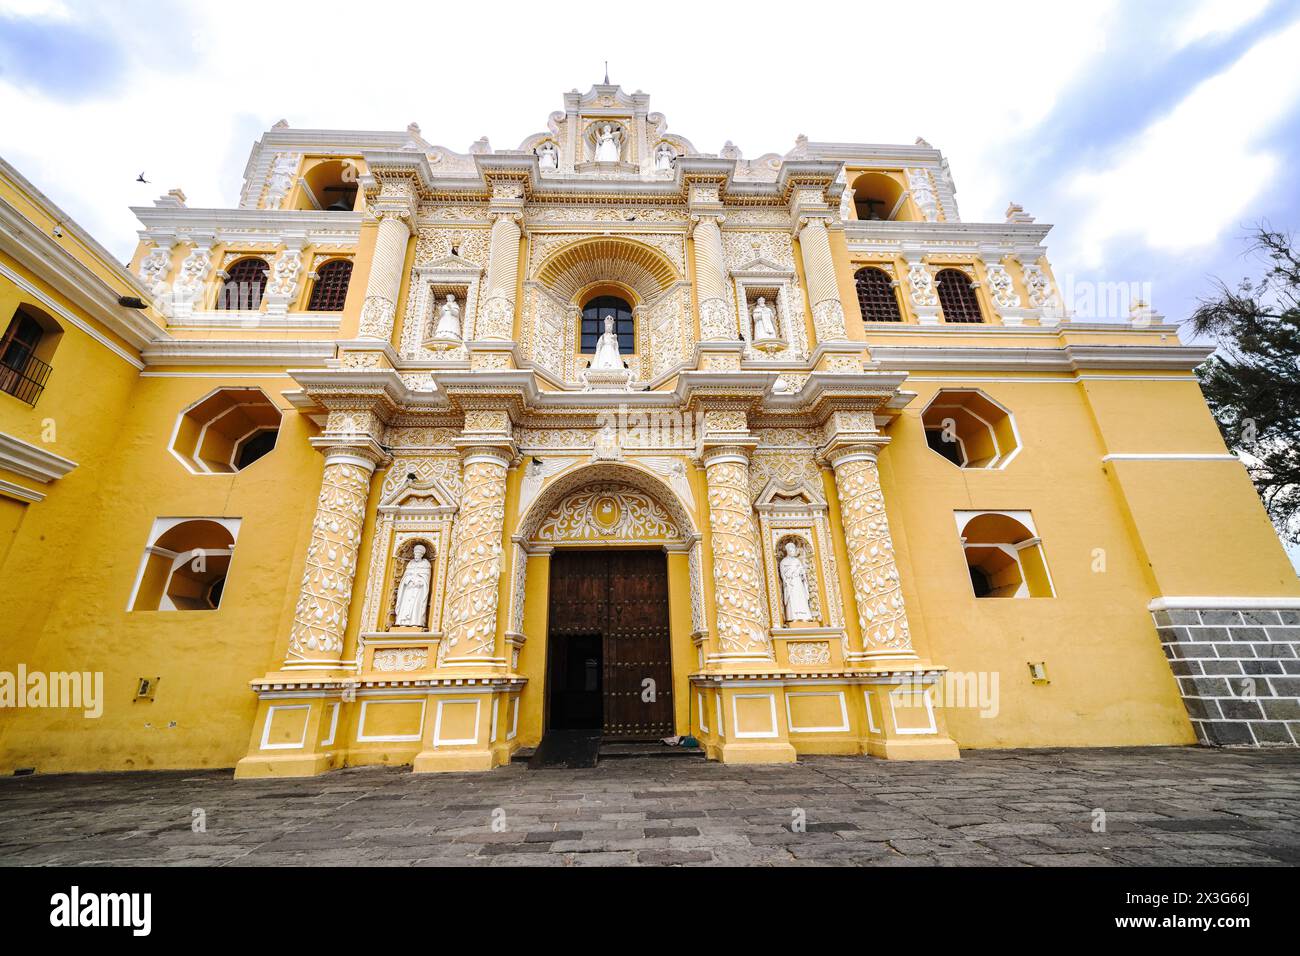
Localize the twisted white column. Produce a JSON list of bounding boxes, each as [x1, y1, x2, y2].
[[284, 449, 380, 668], [702, 447, 772, 660], [358, 213, 411, 340], [827, 445, 915, 659]]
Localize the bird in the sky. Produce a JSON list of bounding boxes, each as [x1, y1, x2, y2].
[[136, 173, 149, 184]]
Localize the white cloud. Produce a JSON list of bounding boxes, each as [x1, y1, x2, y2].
[[1064, 16, 1300, 268], [0, 0, 1117, 260], [1174, 0, 1271, 47]]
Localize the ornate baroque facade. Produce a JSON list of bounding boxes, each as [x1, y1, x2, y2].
[[2, 84, 1299, 778]]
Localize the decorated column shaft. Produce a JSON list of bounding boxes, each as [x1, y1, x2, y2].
[[284, 435, 385, 670], [359, 175, 417, 340], [701, 435, 772, 662], [826, 439, 916, 661], [796, 216, 848, 342], [692, 214, 735, 340], [439, 409, 516, 667], [477, 178, 526, 341]]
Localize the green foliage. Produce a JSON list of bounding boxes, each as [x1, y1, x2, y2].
[[1191, 227, 1300, 544]]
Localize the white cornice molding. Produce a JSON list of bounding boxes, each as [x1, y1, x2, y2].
[[132, 206, 362, 247], [869, 343, 1213, 373], [0, 477, 44, 503], [0, 205, 161, 364], [844, 220, 1053, 252], [140, 339, 336, 367], [0, 431, 78, 483], [1149, 596, 1300, 611]]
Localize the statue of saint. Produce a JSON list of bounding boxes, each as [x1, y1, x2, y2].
[[655, 143, 675, 171], [394, 544, 432, 627], [432, 293, 461, 339], [595, 124, 621, 163], [751, 296, 778, 340], [591, 315, 623, 369], [537, 142, 558, 170], [779, 542, 814, 623]]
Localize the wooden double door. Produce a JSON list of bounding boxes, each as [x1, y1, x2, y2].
[[546, 549, 674, 739]]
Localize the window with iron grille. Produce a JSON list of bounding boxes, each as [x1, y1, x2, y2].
[[216, 257, 269, 310], [580, 295, 634, 354], [854, 267, 903, 322], [936, 268, 984, 323], [0, 308, 52, 406], [307, 259, 353, 312]]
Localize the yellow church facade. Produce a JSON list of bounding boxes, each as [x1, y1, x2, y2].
[[2, 84, 1298, 778]]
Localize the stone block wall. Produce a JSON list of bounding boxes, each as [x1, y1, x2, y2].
[[1153, 606, 1300, 747]]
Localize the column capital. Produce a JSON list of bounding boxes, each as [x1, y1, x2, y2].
[[310, 438, 388, 471], [820, 436, 890, 470], [700, 443, 755, 469]]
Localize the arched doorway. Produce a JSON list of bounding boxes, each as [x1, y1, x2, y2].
[[512, 464, 698, 742]]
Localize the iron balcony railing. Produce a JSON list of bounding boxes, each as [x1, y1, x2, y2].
[[0, 341, 52, 406]]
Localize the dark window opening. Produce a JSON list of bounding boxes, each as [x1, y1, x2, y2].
[[855, 267, 903, 322], [925, 428, 963, 466], [234, 428, 278, 470], [580, 295, 634, 354], [969, 565, 992, 598], [936, 268, 983, 323], [0, 309, 52, 405], [216, 258, 269, 311], [307, 259, 352, 311], [206, 576, 226, 610]]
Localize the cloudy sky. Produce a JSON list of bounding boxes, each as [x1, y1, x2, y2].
[[1, 0, 1298, 566]]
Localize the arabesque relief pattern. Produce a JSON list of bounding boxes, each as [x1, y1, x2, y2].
[[438, 456, 508, 662], [704, 454, 772, 657], [286, 459, 374, 662], [830, 453, 913, 655]]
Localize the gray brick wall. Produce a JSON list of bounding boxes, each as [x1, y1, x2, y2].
[[1152, 607, 1300, 747]]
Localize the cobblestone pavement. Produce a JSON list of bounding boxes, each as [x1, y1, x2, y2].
[[1, 747, 1297, 866]]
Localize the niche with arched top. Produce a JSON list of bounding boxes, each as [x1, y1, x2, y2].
[[127, 517, 241, 611], [956, 511, 1054, 599], [295, 159, 360, 211], [851, 172, 911, 222]]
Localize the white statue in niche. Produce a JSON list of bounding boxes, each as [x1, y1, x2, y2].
[[595, 124, 621, 162], [537, 142, 558, 170], [655, 142, 675, 171], [432, 293, 461, 340], [751, 296, 779, 340], [779, 542, 814, 623], [394, 544, 432, 627], [591, 315, 623, 369]]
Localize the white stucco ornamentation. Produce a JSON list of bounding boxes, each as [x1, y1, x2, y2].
[[906, 168, 940, 222], [906, 259, 938, 307], [984, 261, 1021, 310], [1021, 262, 1063, 321], [703, 449, 772, 658], [286, 454, 378, 664], [138, 245, 172, 301], [263, 152, 299, 210], [439, 452, 509, 663], [828, 447, 914, 657]]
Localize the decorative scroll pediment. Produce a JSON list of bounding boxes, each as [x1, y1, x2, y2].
[[379, 477, 458, 515], [755, 476, 827, 515], [533, 482, 684, 546]]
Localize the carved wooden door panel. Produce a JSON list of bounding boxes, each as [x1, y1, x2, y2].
[[546, 550, 673, 739]]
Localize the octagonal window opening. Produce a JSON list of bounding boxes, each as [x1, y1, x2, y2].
[[920, 388, 1020, 470], [955, 511, 1055, 599], [170, 387, 283, 475]]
